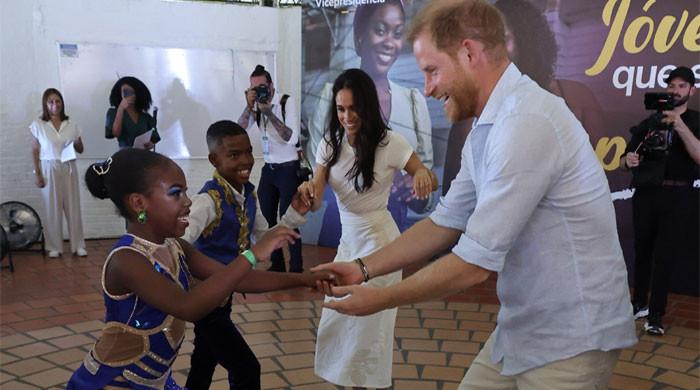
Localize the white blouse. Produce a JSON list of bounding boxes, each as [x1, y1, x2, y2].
[[29, 119, 81, 162], [316, 131, 413, 215]]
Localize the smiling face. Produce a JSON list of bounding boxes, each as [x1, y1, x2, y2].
[[357, 3, 405, 78], [335, 88, 362, 143], [414, 32, 478, 122], [45, 93, 64, 118], [209, 134, 254, 192], [141, 163, 192, 239]]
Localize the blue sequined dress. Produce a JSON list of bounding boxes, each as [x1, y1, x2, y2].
[[67, 234, 191, 389]]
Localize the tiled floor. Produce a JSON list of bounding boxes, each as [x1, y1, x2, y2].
[[0, 240, 698, 389]]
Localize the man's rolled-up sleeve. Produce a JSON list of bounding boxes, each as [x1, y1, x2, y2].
[[430, 145, 477, 231], [448, 114, 563, 272]]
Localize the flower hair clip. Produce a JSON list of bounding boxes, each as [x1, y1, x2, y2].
[[92, 157, 113, 176]]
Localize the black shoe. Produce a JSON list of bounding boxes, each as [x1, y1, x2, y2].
[[632, 303, 649, 320], [644, 313, 664, 336], [267, 263, 286, 272]]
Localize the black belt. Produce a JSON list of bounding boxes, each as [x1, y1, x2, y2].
[[661, 180, 692, 187], [265, 160, 298, 169]]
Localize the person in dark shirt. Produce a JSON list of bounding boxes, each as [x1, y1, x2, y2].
[[621, 66, 699, 336], [105, 76, 161, 149]]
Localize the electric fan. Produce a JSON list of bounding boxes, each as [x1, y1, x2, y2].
[[0, 201, 44, 251]]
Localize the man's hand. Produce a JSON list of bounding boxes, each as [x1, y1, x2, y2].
[[324, 285, 388, 316], [311, 261, 364, 295], [245, 89, 256, 109], [625, 152, 641, 168], [299, 269, 335, 288], [662, 110, 691, 136]]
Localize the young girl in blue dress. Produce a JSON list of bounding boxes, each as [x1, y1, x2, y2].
[[67, 148, 300, 389]]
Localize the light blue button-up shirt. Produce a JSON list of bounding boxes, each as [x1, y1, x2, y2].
[[430, 64, 637, 375]]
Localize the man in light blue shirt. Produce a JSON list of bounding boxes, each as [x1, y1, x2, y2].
[[312, 0, 637, 387]]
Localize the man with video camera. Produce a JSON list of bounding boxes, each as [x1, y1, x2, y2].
[[621, 66, 699, 336], [238, 64, 306, 273]]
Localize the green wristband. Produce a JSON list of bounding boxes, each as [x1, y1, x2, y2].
[[242, 249, 256, 268]]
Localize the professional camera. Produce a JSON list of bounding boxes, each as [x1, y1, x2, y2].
[[637, 92, 676, 158], [253, 84, 271, 104]]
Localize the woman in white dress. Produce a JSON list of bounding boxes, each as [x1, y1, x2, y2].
[[29, 88, 87, 258], [299, 69, 437, 389], [305, 0, 434, 247]]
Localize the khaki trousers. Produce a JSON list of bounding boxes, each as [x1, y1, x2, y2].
[[459, 333, 620, 390]]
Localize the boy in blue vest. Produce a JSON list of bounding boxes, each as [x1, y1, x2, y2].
[[182, 120, 319, 390]]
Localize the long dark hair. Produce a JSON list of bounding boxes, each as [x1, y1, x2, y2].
[[85, 148, 174, 219], [324, 68, 388, 193], [109, 76, 153, 112], [41, 88, 69, 121], [495, 0, 557, 88]]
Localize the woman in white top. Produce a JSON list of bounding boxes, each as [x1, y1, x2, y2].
[[299, 69, 437, 389], [29, 88, 87, 258]]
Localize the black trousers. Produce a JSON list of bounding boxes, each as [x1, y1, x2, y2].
[[259, 161, 303, 272], [185, 299, 260, 390], [631, 185, 697, 317]]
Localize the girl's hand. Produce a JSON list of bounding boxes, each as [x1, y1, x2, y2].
[[251, 226, 300, 262], [412, 168, 434, 199], [299, 270, 335, 288]]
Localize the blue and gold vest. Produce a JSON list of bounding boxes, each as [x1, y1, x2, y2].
[[194, 174, 256, 264], [67, 234, 190, 389]]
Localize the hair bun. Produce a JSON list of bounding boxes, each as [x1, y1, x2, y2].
[[84, 162, 111, 200], [255, 65, 266, 72]]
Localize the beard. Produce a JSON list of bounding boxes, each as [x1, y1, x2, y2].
[[445, 72, 479, 122], [673, 90, 691, 107]]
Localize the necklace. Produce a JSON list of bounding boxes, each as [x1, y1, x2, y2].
[[213, 172, 250, 253]]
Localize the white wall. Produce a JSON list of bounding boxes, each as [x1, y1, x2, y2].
[[0, 0, 301, 239]]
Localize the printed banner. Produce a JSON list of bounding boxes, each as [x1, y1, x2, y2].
[[300, 0, 699, 294]]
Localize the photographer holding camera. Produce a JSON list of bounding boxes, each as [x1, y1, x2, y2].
[[238, 64, 305, 273], [621, 66, 699, 336]]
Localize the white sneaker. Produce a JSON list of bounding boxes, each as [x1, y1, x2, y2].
[[633, 306, 649, 320], [75, 248, 88, 257], [48, 251, 60, 258]]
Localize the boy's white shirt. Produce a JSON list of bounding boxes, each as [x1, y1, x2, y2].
[[181, 179, 306, 244]]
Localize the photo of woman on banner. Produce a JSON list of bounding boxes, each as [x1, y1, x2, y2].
[[306, 0, 434, 246], [443, 0, 607, 193]]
